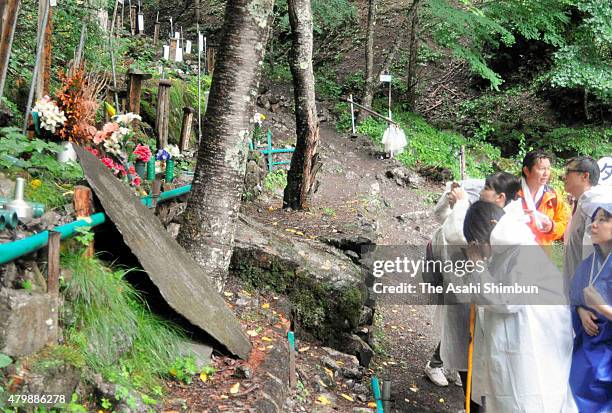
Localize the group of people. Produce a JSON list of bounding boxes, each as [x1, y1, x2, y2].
[[423, 150, 611, 413]]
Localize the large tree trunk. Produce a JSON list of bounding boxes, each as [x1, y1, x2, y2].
[[405, 0, 420, 110], [176, 0, 275, 291], [283, 0, 320, 210], [359, 0, 377, 123]]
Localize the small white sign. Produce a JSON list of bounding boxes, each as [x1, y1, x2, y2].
[[175, 47, 183, 62], [138, 14, 144, 33], [162, 45, 169, 60], [380, 74, 392, 82], [598, 156, 612, 186], [198, 33, 204, 53], [175, 31, 180, 40], [185, 40, 192, 55], [50, 0, 57, 6]]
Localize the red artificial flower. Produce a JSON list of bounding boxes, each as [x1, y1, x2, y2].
[[133, 144, 152, 162], [132, 176, 142, 187], [101, 157, 114, 170], [128, 165, 136, 175], [86, 147, 99, 157]]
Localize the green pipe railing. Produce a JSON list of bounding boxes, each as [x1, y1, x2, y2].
[[0, 184, 193, 265], [0, 213, 106, 265]]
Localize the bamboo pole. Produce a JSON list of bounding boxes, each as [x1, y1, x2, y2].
[[0, 0, 21, 100], [23, 0, 50, 133], [344, 97, 399, 126], [466, 304, 476, 413]]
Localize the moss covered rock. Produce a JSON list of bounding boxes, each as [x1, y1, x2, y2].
[[230, 215, 371, 349]]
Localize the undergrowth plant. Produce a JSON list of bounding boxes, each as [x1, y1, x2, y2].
[[59, 252, 212, 405]]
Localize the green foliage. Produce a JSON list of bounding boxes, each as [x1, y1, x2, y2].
[[168, 356, 210, 385], [549, 0, 612, 100], [541, 127, 612, 158], [0, 353, 12, 369], [425, 0, 515, 89], [0, 128, 83, 182], [356, 107, 500, 179], [274, 0, 356, 35], [61, 253, 184, 396], [73, 226, 94, 249], [264, 169, 288, 191]]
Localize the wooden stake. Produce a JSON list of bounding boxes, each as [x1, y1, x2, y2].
[[460, 145, 466, 181], [153, 22, 160, 46], [207, 46, 216, 75], [130, 5, 137, 35], [47, 230, 61, 296], [179, 106, 195, 152], [127, 68, 152, 115], [349, 93, 356, 135], [74, 185, 94, 257], [156, 79, 172, 149], [36, 0, 52, 99], [288, 331, 297, 390], [0, 0, 20, 100], [151, 179, 162, 208]]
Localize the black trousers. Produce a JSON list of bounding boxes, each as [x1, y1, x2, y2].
[[458, 371, 481, 413]]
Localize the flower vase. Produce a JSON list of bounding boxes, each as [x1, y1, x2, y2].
[[57, 141, 77, 163], [165, 159, 175, 183], [135, 160, 146, 178], [147, 158, 156, 181]]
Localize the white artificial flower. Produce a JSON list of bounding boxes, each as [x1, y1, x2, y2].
[[252, 112, 266, 127], [165, 144, 181, 159], [113, 112, 142, 126], [33, 96, 66, 133]]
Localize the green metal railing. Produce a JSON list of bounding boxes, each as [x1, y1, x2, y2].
[[0, 185, 193, 265]]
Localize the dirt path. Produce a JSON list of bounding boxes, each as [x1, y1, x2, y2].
[[246, 123, 464, 412]]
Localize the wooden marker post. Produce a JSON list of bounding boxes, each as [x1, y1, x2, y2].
[[179, 107, 195, 152], [169, 38, 178, 62], [207, 46, 216, 75], [156, 79, 172, 149], [153, 22, 160, 46], [127, 68, 152, 115], [129, 4, 137, 35], [47, 230, 61, 296], [288, 331, 297, 390], [74, 186, 94, 257], [0, 0, 21, 99]]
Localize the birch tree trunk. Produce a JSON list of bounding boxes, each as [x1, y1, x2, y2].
[[176, 0, 275, 291], [359, 0, 377, 122], [283, 0, 320, 210]]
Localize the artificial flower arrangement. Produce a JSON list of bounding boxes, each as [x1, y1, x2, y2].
[[156, 144, 182, 183], [32, 96, 67, 134], [86, 113, 153, 189], [252, 112, 266, 147]]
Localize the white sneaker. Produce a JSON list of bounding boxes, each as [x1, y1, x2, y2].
[[444, 368, 462, 387], [425, 361, 449, 386]]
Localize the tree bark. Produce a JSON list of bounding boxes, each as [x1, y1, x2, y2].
[[283, 0, 320, 210], [0, 0, 21, 100], [359, 0, 377, 123], [405, 0, 420, 111], [176, 0, 275, 291]]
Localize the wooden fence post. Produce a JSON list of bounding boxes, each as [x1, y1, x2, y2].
[[179, 106, 195, 152], [153, 22, 160, 46], [0, 0, 20, 100], [156, 80, 172, 149], [36, 0, 52, 99], [127, 68, 152, 115], [74, 186, 94, 257], [129, 4, 137, 35], [47, 230, 61, 296]]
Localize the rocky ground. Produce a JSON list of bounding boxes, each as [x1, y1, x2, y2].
[[164, 121, 464, 412]]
